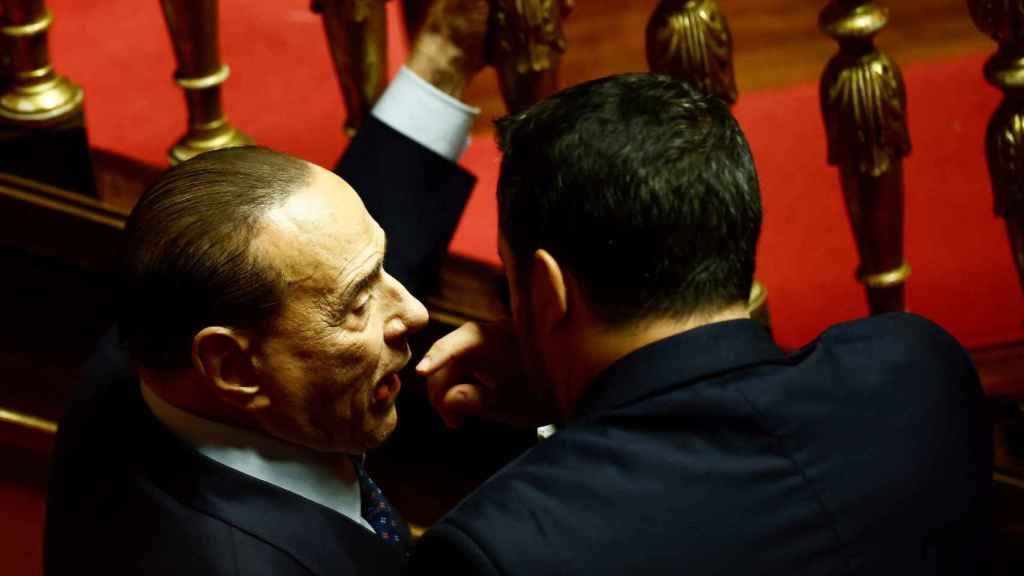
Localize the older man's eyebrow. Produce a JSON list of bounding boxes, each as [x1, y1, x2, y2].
[[333, 257, 384, 313], [335, 230, 387, 309]]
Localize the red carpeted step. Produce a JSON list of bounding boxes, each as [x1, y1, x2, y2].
[[0, 442, 50, 576], [47, 0, 1024, 355]]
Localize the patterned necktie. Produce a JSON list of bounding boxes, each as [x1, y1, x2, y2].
[[350, 456, 408, 550]]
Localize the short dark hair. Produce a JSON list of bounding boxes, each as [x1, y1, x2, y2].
[[496, 73, 762, 325], [119, 146, 312, 371]]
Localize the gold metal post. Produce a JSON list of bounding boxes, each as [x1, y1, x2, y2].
[[0, 0, 95, 195], [492, 0, 573, 114], [0, 0, 82, 124], [158, 0, 252, 165], [646, 0, 769, 327], [314, 0, 387, 136], [820, 1, 911, 314], [967, 0, 1024, 294], [646, 0, 737, 104]]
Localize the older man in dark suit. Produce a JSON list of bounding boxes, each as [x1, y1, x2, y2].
[[414, 73, 993, 575], [43, 1, 488, 574]]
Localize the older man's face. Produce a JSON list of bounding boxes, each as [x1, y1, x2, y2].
[[248, 164, 428, 453]]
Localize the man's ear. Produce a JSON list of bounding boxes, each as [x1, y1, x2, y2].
[[192, 327, 269, 412], [528, 249, 569, 335]]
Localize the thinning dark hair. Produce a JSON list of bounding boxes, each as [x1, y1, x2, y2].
[[119, 146, 312, 371], [496, 73, 762, 325]]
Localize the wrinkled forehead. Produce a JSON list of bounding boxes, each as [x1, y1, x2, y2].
[[251, 165, 382, 291]]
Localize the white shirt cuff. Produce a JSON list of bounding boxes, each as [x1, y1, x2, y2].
[[370, 66, 480, 162]]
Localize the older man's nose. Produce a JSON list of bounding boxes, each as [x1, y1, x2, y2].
[[383, 272, 429, 341], [403, 294, 429, 333]]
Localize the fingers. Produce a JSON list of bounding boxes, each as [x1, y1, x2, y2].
[[424, 357, 486, 428], [416, 322, 484, 376], [424, 359, 462, 419], [443, 384, 485, 413], [439, 383, 487, 428], [418, 320, 524, 428]]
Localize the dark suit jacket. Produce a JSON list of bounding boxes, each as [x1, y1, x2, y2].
[[44, 116, 475, 576], [412, 314, 993, 575]]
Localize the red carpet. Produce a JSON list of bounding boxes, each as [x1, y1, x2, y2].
[[0, 445, 49, 576], [45, 0, 1024, 353]]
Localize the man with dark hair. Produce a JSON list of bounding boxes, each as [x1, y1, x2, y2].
[[497, 74, 760, 326], [413, 74, 992, 574], [44, 1, 487, 574]]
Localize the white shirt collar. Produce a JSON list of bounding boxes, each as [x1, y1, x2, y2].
[[140, 381, 375, 534]]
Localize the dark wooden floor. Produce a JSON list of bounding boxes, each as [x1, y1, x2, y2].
[[463, 0, 992, 130]]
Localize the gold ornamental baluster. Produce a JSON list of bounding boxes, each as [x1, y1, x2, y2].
[[159, 0, 252, 165], [646, 0, 769, 327], [820, 1, 912, 314], [968, 0, 1024, 293], [492, 0, 573, 114], [314, 0, 387, 136], [0, 0, 81, 124], [0, 0, 95, 194], [646, 0, 737, 104]]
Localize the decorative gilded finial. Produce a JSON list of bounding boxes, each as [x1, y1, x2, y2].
[[819, 1, 911, 314], [819, 1, 910, 178], [646, 0, 737, 104], [645, 0, 769, 328], [967, 0, 1024, 291], [314, 0, 387, 135], [492, 0, 573, 113]]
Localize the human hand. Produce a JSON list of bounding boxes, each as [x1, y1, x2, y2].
[[415, 320, 557, 428], [406, 0, 491, 99]]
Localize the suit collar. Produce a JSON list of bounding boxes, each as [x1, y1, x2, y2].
[[573, 319, 783, 421], [121, 377, 404, 575], [139, 381, 373, 535]]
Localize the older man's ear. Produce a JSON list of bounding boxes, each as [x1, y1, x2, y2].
[[192, 327, 270, 412]]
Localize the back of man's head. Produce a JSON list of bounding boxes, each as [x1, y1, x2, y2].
[[119, 146, 312, 372], [496, 73, 761, 326]]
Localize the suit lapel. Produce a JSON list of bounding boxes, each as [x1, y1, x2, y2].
[[119, 377, 404, 576]]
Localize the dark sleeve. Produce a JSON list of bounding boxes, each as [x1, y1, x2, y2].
[[335, 115, 476, 297], [408, 522, 502, 576], [45, 329, 128, 575]]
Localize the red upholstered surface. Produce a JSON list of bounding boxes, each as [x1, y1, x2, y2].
[[47, 0, 1024, 352]]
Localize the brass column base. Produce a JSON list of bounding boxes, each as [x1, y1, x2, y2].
[[0, 72, 83, 124], [0, 7, 94, 194], [169, 119, 253, 165]]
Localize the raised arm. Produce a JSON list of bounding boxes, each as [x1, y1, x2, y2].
[[335, 0, 489, 296]]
